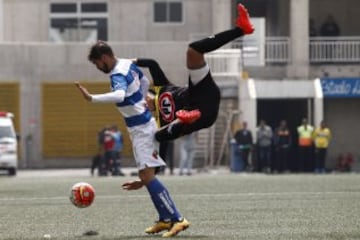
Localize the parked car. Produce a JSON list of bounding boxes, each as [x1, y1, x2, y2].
[[0, 112, 18, 176]]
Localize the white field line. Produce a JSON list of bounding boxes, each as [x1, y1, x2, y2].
[[0, 191, 358, 202]]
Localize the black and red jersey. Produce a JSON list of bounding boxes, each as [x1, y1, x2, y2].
[[137, 58, 220, 133], [154, 84, 188, 127]]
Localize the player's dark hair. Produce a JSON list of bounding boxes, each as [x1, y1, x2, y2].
[[88, 40, 114, 61]]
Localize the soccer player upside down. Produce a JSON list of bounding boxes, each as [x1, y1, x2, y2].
[[136, 4, 254, 144]]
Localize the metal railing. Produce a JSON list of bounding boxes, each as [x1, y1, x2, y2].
[[310, 36, 360, 63], [205, 49, 242, 77], [232, 36, 360, 65]]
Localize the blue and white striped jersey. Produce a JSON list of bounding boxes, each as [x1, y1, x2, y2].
[[110, 58, 152, 128]]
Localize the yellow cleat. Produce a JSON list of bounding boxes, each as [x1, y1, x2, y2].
[[162, 218, 190, 238], [145, 221, 172, 234]]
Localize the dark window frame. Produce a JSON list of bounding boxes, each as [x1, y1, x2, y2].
[[49, 1, 108, 42], [153, 1, 183, 24]]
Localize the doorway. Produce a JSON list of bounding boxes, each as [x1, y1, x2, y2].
[[257, 98, 311, 172], [257, 99, 309, 131]]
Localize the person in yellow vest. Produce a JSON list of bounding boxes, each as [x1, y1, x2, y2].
[[312, 120, 331, 173], [297, 118, 314, 172]]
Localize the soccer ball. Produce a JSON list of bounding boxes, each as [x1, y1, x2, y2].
[[69, 182, 95, 208]]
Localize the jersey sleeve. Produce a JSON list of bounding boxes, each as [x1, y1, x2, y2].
[[91, 90, 125, 103], [132, 63, 150, 97], [111, 74, 128, 91], [139, 74, 150, 97], [90, 74, 127, 103], [136, 58, 170, 86]]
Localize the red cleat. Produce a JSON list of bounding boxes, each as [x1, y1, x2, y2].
[[236, 4, 254, 35], [176, 109, 201, 124]]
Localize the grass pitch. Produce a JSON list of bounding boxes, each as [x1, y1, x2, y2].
[[0, 170, 360, 240]]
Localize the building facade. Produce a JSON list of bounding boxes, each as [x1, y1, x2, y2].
[[0, 0, 359, 170]]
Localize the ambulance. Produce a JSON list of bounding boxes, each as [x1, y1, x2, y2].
[[0, 112, 18, 175]]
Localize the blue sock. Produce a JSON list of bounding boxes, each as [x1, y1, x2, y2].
[[146, 178, 182, 222]]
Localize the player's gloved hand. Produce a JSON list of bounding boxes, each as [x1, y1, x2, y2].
[[176, 109, 201, 124], [122, 180, 144, 190]]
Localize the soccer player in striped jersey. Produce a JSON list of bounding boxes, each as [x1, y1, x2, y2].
[[75, 41, 189, 237]]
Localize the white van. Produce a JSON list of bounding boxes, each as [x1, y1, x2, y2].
[[0, 112, 18, 175]]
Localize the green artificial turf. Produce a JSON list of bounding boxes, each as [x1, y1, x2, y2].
[[0, 172, 360, 239]]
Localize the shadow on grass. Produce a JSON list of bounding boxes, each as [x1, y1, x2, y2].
[[76, 235, 210, 240]]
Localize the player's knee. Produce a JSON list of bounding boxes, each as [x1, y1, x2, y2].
[[187, 47, 205, 69], [138, 167, 155, 185]]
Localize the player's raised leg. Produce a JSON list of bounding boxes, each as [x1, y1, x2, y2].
[[187, 3, 254, 70], [155, 4, 254, 142]]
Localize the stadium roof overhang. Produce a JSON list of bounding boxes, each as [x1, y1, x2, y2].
[[238, 78, 323, 134]]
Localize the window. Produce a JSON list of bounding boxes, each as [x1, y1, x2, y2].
[[49, 2, 108, 42], [0, 126, 15, 138], [51, 3, 77, 13], [154, 1, 183, 23], [81, 3, 107, 13]]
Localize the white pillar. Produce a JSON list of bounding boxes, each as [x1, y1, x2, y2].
[[287, 0, 310, 79], [212, 0, 231, 33], [0, 0, 3, 41], [313, 78, 324, 127], [239, 78, 257, 135]]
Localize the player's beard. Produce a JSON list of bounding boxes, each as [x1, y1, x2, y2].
[[100, 63, 111, 74]]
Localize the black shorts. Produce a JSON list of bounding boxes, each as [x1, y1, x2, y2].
[[182, 72, 221, 134]]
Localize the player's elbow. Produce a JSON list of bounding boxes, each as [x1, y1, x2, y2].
[[142, 58, 160, 68]]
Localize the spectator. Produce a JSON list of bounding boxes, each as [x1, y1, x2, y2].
[[309, 18, 317, 59], [256, 120, 273, 173], [179, 132, 196, 176], [312, 120, 331, 173], [320, 14, 340, 61], [320, 14, 340, 37], [309, 18, 317, 37], [91, 127, 107, 176], [102, 127, 116, 176], [234, 121, 253, 172], [110, 125, 125, 176], [297, 118, 314, 172], [159, 141, 175, 175], [90, 153, 102, 176], [336, 153, 354, 172], [274, 120, 291, 173]]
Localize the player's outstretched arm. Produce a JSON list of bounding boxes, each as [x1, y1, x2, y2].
[[75, 81, 92, 101], [135, 58, 170, 86], [75, 81, 125, 103], [122, 180, 144, 190]]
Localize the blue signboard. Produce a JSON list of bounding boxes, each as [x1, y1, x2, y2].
[[321, 78, 360, 98]]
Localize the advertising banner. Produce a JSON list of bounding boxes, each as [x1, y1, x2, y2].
[[321, 78, 360, 98]]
